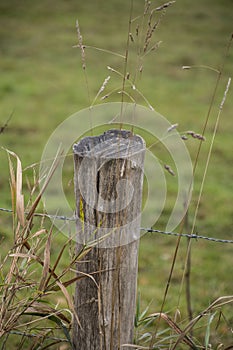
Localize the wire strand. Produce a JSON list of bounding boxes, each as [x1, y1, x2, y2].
[[1, 207, 232, 244]]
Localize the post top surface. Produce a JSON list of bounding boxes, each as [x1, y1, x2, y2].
[[73, 129, 145, 158]]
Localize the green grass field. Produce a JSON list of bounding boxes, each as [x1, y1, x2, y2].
[[0, 0, 233, 348]]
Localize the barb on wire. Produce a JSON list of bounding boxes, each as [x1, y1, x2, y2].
[[0, 207, 233, 244]]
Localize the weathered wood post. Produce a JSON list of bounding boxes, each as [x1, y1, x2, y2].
[[73, 129, 145, 350]]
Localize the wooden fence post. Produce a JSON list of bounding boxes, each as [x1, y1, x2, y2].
[[72, 129, 145, 350]]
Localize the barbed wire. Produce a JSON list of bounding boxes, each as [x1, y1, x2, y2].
[[0, 207, 233, 244], [140, 228, 233, 244]]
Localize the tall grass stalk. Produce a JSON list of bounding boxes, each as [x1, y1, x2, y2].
[[178, 34, 233, 327]]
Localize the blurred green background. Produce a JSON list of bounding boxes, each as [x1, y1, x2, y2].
[[0, 0, 232, 345]]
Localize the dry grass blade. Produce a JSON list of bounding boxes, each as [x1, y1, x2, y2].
[[31, 228, 47, 239], [38, 225, 52, 292], [26, 148, 62, 221], [24, 302, 71, 324], [7, 153, 16, 230], [9, 252, 40, 260], [46, 245, 94, 292], [47, 267, 102, 293], [44, 234, 78, 289], [53, 269, 70, 297], [6, 149, 25, 227], [47, 275, 87, 292], [55, 280, 81, 328], [121, 345, 148, 349]]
